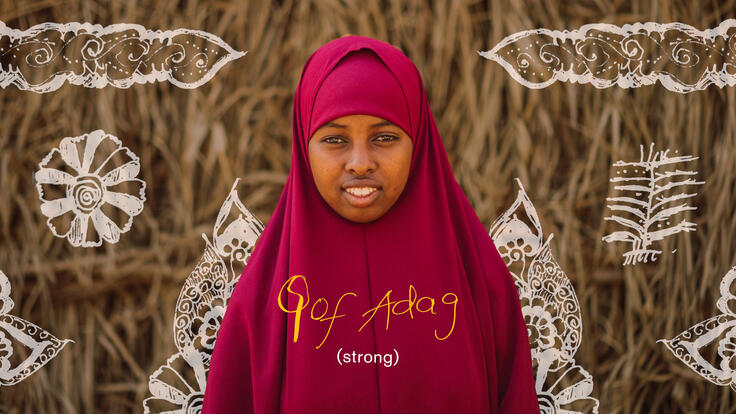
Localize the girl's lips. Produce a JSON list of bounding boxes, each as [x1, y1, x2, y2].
[[342, 187, 380, 208]]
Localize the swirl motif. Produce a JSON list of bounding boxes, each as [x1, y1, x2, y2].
[[537, 392, 557, 414], [144, 179, 264, 414], [0, 21, 246, 92], [0, 271, 72, 386], [480, 19, 736, 93], [34, 130, 146, 247], [489, 179, 598, 413], [71, 176, 104, 213], [527, 242, 583, 369]]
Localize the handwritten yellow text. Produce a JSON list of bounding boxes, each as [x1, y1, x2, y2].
[[277, 275, 458, 348], [359, 286, 457, 340], [277, 274, 355, 349]]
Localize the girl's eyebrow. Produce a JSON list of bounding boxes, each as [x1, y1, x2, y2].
[[370, 120, 395, 127], [322, 120, 396, 129]]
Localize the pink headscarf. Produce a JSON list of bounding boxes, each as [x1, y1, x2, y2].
[[203, 35, 539, 413]]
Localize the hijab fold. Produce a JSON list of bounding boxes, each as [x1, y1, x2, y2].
[[203, 35, 540, 414]]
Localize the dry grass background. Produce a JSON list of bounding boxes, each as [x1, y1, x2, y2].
[[0, 0, 735, 412]]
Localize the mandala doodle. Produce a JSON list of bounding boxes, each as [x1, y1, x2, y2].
[[479, 19, 736, 93], [489, 178, 598, 413], [0, 21, 245, 92], [34, 130, 147, 247], [602, 143, 704, 265], [144, 178, 264, 414], [0, 270, 72, 386], [660, 266, 736, 391]]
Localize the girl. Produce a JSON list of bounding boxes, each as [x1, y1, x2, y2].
[[203, 35, 539, 413]]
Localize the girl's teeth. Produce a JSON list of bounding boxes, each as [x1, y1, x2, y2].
[[346, 187, 377, 196]]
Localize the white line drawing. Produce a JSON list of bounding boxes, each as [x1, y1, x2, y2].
[[659, 266, 736, 391], [0, 270, 72, 386], [602, 143, 704, 265], [0, 21, 246, 92], [143, 178, 264, 413], [489, 178, 599, 413], [479, 19, 736, 93], [34, 130, 147, 247]]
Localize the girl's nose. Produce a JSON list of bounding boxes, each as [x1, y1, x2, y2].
[[345, 142, 377, 175]]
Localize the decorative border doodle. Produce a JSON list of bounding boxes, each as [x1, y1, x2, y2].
[[144, 178, 264, 413], [659, 266, 736, 391], [490, 178, 599, 413], [602, 143, 704, 265], [0, 21, 246, 92], [479, 19, 736, 93], [34, 130, 147, 247], [0, 270, 72, 386]]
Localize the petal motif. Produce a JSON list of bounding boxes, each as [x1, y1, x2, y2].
[[661, 315, 736, 387], [660, 265, 736, 390], [35, 130, 146, 247], [0, 271, 72, 387]]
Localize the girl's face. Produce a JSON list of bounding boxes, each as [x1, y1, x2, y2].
[[308, 114, 413, 223]]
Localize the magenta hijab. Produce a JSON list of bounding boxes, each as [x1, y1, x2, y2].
[[202, 35, 539, 413]]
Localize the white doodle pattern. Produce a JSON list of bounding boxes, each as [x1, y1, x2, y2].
[[602, 143, 704, 265], [0, 21, 246, 92], [0, 270, 72, 386], [489, 178, 599, 413], [479, 19, 736, 93], [34, 130, 147, 247], [659, 266, 736, 391], [144, 178, 264, 413]]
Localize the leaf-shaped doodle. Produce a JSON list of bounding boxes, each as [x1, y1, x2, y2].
[[660, 266, 736, 391], [489, 179, 598, 413], [145, 179, 264, 413], [479, 19, 736, 93], [0, 271, 72, 386], [489, 177, 544, 289], [0, 21, 246, 92], [212, 178, 265, 280], [602, 143, 704, 265]]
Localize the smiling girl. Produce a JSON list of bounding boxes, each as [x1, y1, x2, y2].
[[308, 114, 413, 223], [202, 36, 539, 414]]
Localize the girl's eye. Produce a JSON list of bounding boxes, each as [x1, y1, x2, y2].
[[375, 135, 397, 142], [323, 136, 345, 144]]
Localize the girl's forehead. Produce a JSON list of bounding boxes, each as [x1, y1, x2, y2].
[[305, 50, 412, 142]]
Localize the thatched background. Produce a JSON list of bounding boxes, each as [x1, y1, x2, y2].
[[1, 0, 735, 412]]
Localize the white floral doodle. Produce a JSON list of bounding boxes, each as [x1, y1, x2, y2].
[[489, 178, 599, 413], [602, 143, 704, 265], [34, 130, 146, 247], [0, 21, 246, 92], [146, 346, 208, 413], [659, 266, 736, 391], [144, 178, 264, 413], [0, 270, 72, 386], [479, 19, 736, 93]]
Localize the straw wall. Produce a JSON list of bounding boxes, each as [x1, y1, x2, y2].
[[0, 0, 735, 412]]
